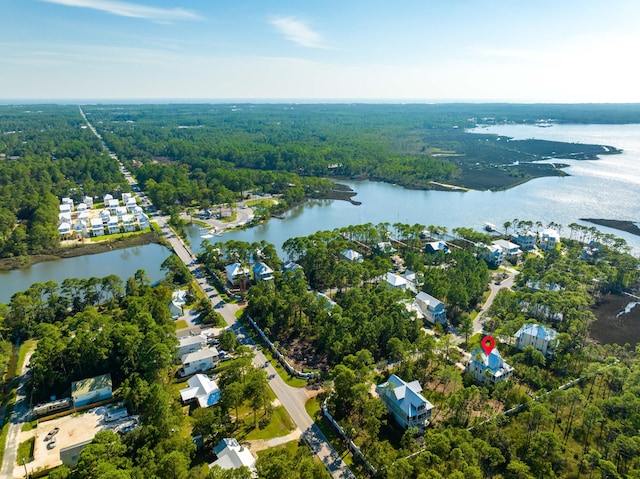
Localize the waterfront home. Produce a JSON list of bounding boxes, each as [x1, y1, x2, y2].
[[58, 222, 72, 236], [177, 334, 207, 357], [122, 214, 136, 232], [107, 216, 120, 234], [71, 373, 113, 407], [210, 438, 256, 474], [90, 218, 104, 236], [467, 348, 513, 384], [581, 241, 601, 263], [492, 239, 521, 261], [136, 213, 150, 230], [376, 374, 434, 432], [375, 241, 396, 254], [512, 230, 537, 251], [478, 243, 504, 266], [170, 290, 188, 319], [342, 249, 363, 263], [424, 241, 450, 254], [281, 261, 303, 274], [225, 263, 250, 286], [525, 280, 563, 293], [181, 348, 218, 376], [539, 228, 560, 250], [252, 262, 274, 282], [180, 374, 220, 408], [99, 209, 110, 224], [74, 219, 88, 237], [415, 291, 447, 325], [514, 323, 559, 358]]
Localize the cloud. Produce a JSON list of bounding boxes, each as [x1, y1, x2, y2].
[[269, 16, 325, 48], [41, 0, 202, 22]]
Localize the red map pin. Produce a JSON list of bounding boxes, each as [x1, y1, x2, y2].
[[481, 335, 496, 355]]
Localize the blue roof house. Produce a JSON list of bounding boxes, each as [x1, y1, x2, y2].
[[467, 348, 513, 385], [514, 323, 559, 359], [376, 374, 434, 432]]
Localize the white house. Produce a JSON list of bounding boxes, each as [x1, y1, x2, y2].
[[122, 192, 132, 203], [177, 334, 207, 357], [108, 199, 120, 215], [492, 239, 521, 261], [58, 222, 72, 236], [376, 242, 396, 254], [478, 243, 504, 265], [76, 202, 87, 213], [107, 216, 120, 234], [90, 218, 104, 236], [170, 290, 188, 319], [125, 197, 137, 211], [281, 261, 303, 274], [83, 196, 94, 209], [103, 193, 113, 203], [59, 203, 72, 214], [61, 197, 74, 208], [467, 348, 513, 384], [59, 211, 72, 224], [99, 209, 111, 224], [539, 228, 560, 251], [136, 212, 150, 230], [225, 263, 250, 286], [73, 219, 88, 236], [385, 272, 416, 293], [115, 206, 127, 218], [122, 214, 136, 232], [415, 291, 447, 325], [342, 249, 363, 263], [71, 373, 113, 407], [514, 323, 559, 359], [376, 374, 434, 432], [180, 374, 221, 408], [181, 348, 218, 376], [210, 438, 256, 475], [512, 231, 537, 251], [252, 262, 274, 282]]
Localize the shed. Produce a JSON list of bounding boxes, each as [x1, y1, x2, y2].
[[71, 373, 113, 407]]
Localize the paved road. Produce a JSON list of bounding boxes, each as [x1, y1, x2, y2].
[[81, 111, 355, 479], [1, 351, 33, 479]]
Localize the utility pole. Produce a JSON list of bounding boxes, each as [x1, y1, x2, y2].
[[22, 457, 29, 478]]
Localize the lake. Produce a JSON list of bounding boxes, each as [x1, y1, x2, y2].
[[2, 122, 640, 303], [0, 244, 171, 304]]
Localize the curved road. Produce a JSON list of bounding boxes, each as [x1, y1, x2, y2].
[[80, 107, 355, 479]]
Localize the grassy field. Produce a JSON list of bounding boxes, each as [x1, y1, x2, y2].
[[174, 319, 188, 330], [16, 437, 34, 464]]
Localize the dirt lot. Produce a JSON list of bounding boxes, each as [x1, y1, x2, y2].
[[283, 338, 329, 374], [590, 293, 640, 345]]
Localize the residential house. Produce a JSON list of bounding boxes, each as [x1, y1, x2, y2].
[[76, 202, 88, 213], [108, 198, 120, 215], [375, 242, 396, 254], [181, 348, 218, 376], [103, 193, 113, 203], [424, 241, 450, 254], [525, 280, 563, 293], [342, 249, 363, 263], [61, 197, 74, 209], [492, 239, 521, 261], [59, 203, 72, 215], [317, 292, 338, 310], [107, 216, 120, 234], [467, 348, 513, 384], [99, 209, 111, 225], [252, 262, 274, 282], [71, 373, 113, 407], [180, 374, 221, 408], [91, 218, 104, 236], [539, 228, 560, 251], [514, 323, 559, 358], [581, 241, 601, 263], [512, 231, 537, 251], [73, 219, 88, 237], [59, 211, 72, 224], [122, 192, 131, 203], [210, 438, 256, 475], [385, 272, 416, 293], [83, 196, 94, 209], [478, 243, 504, 265], [376, 374, 434, 432], [125, 197, 137, 212], [77, 210, 89, 222], [177, 334, 207, 358], [281, 261, 303, 274], [122, 214, 136, 232], [58, 222, 72, 236], [225, 263, 250, 286], [415, 291, 447, 325], [170, 290, 188, 319], [115, 206, 128, 218]]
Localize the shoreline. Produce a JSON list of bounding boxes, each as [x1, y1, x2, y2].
[[0, 232, 161, 271], [581, 218, 640, 237]]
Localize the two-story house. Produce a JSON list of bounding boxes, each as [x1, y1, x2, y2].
[[415, 291, 447, 326], [514, 323, 559, 359], [376, 374, 434, 432]]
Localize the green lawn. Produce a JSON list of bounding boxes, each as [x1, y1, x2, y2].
[[245, 198, 278, 208], [174, 319, 188, 330], [242, 406, 295, 441], [256, 439, 299, 458], [16, 437, 34, 464], [21, 421, 37, 432]]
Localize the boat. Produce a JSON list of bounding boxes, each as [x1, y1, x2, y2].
[[201, 234, 213, 239], [484, 222, 497, 232]]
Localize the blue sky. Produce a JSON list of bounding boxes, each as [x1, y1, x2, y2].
[[2, 0, 640, 102]]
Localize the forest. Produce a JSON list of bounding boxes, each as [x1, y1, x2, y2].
[[199, 221, 640, 478]]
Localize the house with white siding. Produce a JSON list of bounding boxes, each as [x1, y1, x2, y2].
[[376, 374, 434, 432], [415, 291, 447, 325], [467, 348, 513, 384], [514, 323, 559, 358]]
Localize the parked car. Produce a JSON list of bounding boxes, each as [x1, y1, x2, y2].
[[44, 427, 59, 441], [47, 437, 57, 449]]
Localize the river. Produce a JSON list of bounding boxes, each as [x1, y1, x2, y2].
[[188, 123, 640, 256], [2, 122, 640, 304]]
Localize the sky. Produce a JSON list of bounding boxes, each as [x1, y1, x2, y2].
[[2, 0, 640, 102]]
